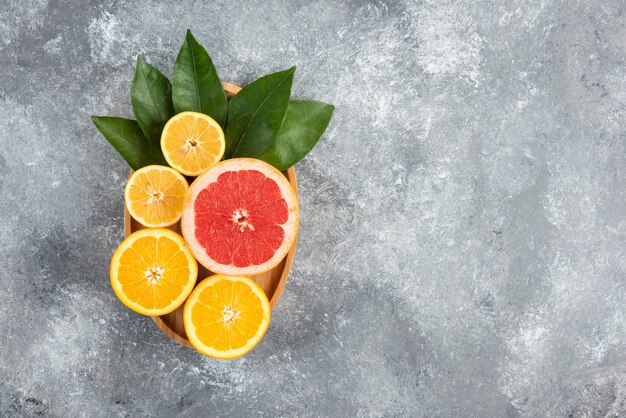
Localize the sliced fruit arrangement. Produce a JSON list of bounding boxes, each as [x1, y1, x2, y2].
[[125, 165, 188, 227], [182, 158, 299, 275], [161, 111, 225, 176], [184, 275, 271, 359], [110, 229, 198, 316], [93, 29, 334, 359]]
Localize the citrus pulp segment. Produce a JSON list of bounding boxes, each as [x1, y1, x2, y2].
[[161, 111, 225, 176], [181, 158, 299, 275], [110, 228, 198, 316], [183, 274, 271, 359], [125, 165, 188, 227]]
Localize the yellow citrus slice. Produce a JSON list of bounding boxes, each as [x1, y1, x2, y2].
[[110, 229, 198, 316], [161, 111, 225, 176], [183, 274, 271, 359], [125, 165, 188, 227]]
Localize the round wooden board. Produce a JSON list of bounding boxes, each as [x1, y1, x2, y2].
[[123, 82, 299, 349]]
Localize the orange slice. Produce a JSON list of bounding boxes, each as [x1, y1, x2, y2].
[[110, 229, 198, 316], [161, 111, 225, 176], [183, 274, 271, 359], [124, 165, 188, 227]]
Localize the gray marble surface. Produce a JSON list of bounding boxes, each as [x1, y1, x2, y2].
[[1, 0, 625, 416]]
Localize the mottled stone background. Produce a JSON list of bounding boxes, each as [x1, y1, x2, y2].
[[1, 0, 625, 416]]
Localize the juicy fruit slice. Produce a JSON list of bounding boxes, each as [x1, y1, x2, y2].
[[125, 165, 188, 227], [161, 111, 226, 176], [110, 229, 198, 316], [181, 158, 299, 275], [183, 274, 271, 359]]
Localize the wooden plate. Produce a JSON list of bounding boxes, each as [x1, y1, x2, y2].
[[123, 82, 298, 349]]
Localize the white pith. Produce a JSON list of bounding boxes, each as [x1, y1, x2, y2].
[[231, 208, 255, 232], [145, 266, 165, 284]]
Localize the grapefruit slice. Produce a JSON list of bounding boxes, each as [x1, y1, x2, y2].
[[181, 158, 299, 275], [183, 274, 271, 359]]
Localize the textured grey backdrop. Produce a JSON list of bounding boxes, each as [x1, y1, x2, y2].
[[1, 0, 625, 416]]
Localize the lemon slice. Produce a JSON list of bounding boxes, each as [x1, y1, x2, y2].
[[161, 111, 225, 176], [125, 165, 188, 228]]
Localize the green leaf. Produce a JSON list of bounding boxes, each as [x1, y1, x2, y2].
[[131, 56, 174, 147], [91, 116, 167, 170], [257, 100, 334, 171], [224, 67, 295, 159], [172, 29, 227, 126]]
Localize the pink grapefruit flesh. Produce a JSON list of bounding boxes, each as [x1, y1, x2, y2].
[[181, 158, 299, 275]]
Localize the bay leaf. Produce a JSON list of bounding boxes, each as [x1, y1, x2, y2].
[[257, 100, 334, 171], [224, 67, 295, 158]]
